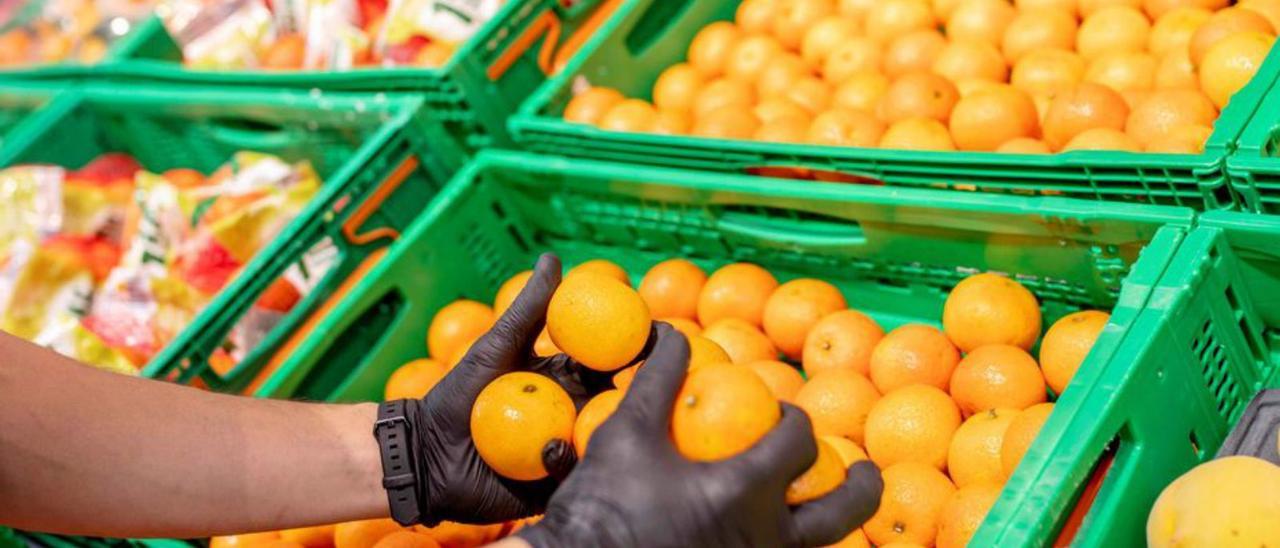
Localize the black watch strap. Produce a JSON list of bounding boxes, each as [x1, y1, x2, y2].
[[374, 400, 422, 525]]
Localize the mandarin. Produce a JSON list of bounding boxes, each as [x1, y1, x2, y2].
[[786, 438, 847, 504], [427, 300, 494, 362], [1043, 82, 1131, 149], [833, 72, 892, 112], [864, 462, 958, 546], [932, 40, 1010, 83], [762, 278, 847, 360], [746, 359, 807, 402], [371, 532, 438, 548], [1155, 47, 1199, 89], [726, 34, 785, 83], [865, 385, 962, 470], [471, 372, 575, 480], [879, 71, 961, 123], [1149, 7, 1213, 56], [868, 324, 961, 394], [279, 525, 335, 548], [493, 270, 533, 317], [697, 263, 779, 327], [1063, 127, 1143, 150], [687, 335, 734, 370], [638, 258, 706, 320], [947, 0, 1018, 46], [865, 0, 937, 43], [547, 271, 651, 371], [1039, 310, 1110, 395], [736, 0, 778, 34], [1125, 89, 1216, 146], [688, 22, 741, 77], [999, 402, 1054, 478], [692, 108, 762, 139], [567, 259, 630, 285], [672, 362, 781, 461], [808, 108, 887, 146], [802, 16, 863, 67], [997, 137, 1053, 153], [948, 408, 1020, 487], [211, 533, 282, 548], [1077, 6, 1152, 60], [795, 369, 883, 444], [884, 30, 948, 77], [773, 0, 837, 50], [949, 86, 1041, 152], [598, 99, 659, 132], [693, 78, 757, 119], [1011, 48, 1086, 96], [757, 54, 813, 98], [950, 344, 1047, 416], [384, 359, 447, 400], [652, 63, 706, 112], [1189, 7, 1275, 66], [563, 87, 625, 125], [822, 38, 884, 85], [936, 483, 1004, 548], [802, 309, 885, 377], [703, 318, 779, 364], [1084, 51, 1157, 95], [1200, 31, 1275, 109], [334, 520, 402, 548], [1002, 8, 1079, 64], [573, 389, 623, 458]]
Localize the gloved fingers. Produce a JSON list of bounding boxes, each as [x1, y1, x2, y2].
[[531, 353, 617, 409], [614, 322, 689, 437], [728, 403, 817, 482], [542, 438, 579, 483], [790, 460, 883, 547], [465, 253, 562, 379]]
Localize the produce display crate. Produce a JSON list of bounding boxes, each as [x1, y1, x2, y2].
[[974, 210, 1280, 546], [510, 0, 1280, 210], [0, 84, 60, 147], [246, 151, 1193, 546], [0, 83, 460, 397], [66, 0, 622, 153], [1225, 71, 1280, 213], [0, 16, 179, 76]]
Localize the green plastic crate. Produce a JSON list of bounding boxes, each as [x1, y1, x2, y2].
[[1224, 65, 1280, 213], [0, 84, 60, 148], [0, 83, 460, 396], [19, 532, 193, 548], [249, 151, 1192, 546], [69, 0, 613, 152], [510, 0, 1280, 210], [973, 209, 1280, 547]]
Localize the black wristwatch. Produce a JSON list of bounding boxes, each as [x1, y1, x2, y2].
[[374, 400, 423, 525]]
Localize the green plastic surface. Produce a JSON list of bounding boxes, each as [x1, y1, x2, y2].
[[0, 85, 60, 148], [510, 0, 1280, 210], [1224, 63, 1280, 213], [0, 83, 459, 395], [974, 210, 1280, 546], [258, 152, 1192, 548]]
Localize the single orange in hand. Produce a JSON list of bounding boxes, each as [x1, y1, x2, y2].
[[932, 40, 1010, 83], [638, 258, 707, 320], [880, 117, 958, 150], [1039, 310, 1110, 395], [803, 309, 885, 377], [936, 483, 1004, 548], [567, 258, 630, 285], [947, 0, 1018, 46], [385, 358, 448, 400], [947, 408, 1020, 487], [863, 462, 957, 546], [688, 22, 741, 77], [428, 300, 494, 362], [883, 30, 947, 78], [1002, 8, 1079, 64], [672, 363, 781, 461], [763, 278, 847, 360], [564, 87, 625, 125], [1077, 6, 1152, 60], [697, 262, 779, 328], [1043, 82, 1131, 149], [703, 318, 778, 364], [949, 86, 1041, 152], [864, 384, 962, 470], [652, 63, 706, 113], [796, 370, 883, 444], [547, 271, 651, 371], [573, 389, 623, 458], [335, 520, 402, 548], [471, 372, 576, 480], [808, 108, 887, 147], [950, 344, 1047, 416], [869, 324, 961, 394], [879, 71, 961, 123], [786, 438, 847, 504], [746, 359, 807, 402], [1000, 402, 1054, 478]]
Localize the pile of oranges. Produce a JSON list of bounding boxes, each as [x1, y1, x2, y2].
[[208, 516, 538, 548], [562, 0, 1278, 154], [392, 257, 1109, 547]]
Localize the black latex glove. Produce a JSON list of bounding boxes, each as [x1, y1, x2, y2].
[[517, 322, 885, 548], [398, 253, 611, 525]]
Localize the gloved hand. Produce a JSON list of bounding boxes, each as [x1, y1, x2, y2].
[[517, 322, 884, 548], [397, 253, 612, 525]]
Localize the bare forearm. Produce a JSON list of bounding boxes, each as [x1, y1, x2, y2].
[[0, 332, 387, 538]]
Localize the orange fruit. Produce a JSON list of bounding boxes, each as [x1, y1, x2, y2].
[[808, 108, 887, 146], [1189, 7, 1275, 66], [1155, 47, 1199, 89], [1011, 48, 1086, 96], [802, 309, 886, 377], [638, 258, 706, 320], [1145, 123, 1213, 152], [726, 34, 785, 83], [824, 435, 871, 466], [262, 34, 306, 69], [1078, 6, 1152, 60], [414, 522, 502, 548], [1081, 0, 1143, 16], [693, 78, 757, 119], [947, 408, 1020, 487], [1144, 0, 1226, 20], [427, 300, 494, 361], [573, 389, 623, 458], [952, 345, 1049, 417], [697, 262, 779, 327], [1002, 8, 1078, 64], [612, 363, 638, 390], [757, 53, 813, 99], [997, 137, 1053, 153], [547, 271, 651, 371], [796, 370, 882, 444], [1084, 51, 1157, 94], [1243, 0, 1280, 30], [822, 38, 884, 85], [936, 483, 1003, 548], [598, 99, 658, 132], [827, 529, 872, 548], [833, 71, 892, 112], [947, 0, 1018, 46], [1063, 127, 1143, 151], [773, 0, 837, 50], [688, 21, 741, 77], [943, 272, 1041, 353], [755, 97, 814, 124], [864, 462, 958, 546], [688, 334, 734, 370], [999, 402, 1054, 478], [932, 40, 1010, 83], [564, 87, 625, 125], [949, 86, 1041, 152], [884, 30, 948, 77], [865, 0, 938, 43], [279, 525, 335, 548], [653, 63, 706, 112], [384, 358, 447, 400], [662, 317, 703, 338], [534, 328, 559, 357], [1042, 82, 1131, 150], [869, 324, 961, 394], [567, 259, 630, 285], [471, 372, 576, 480], [672, 362, 781, 461], [785, 76, 835, 114], [786, 438, 847, 504], [762, 278, 847, 360], [1125, 88, 1216, 146], [865, 384, 962, 469], [879, 71, 961, 123], [802, 16, 863, 67], [880, 117, 959, 150], [703, 317, 778, 363], [334, 520, 402, 548], [1149, 7, 1213, 56], [933, 0, 965, 21], [737, 0, 779, 35], [754, 116, 810, 141], [746, 359, 807, 402], [493, 270, 533, 317], [371, 532, 438, 548], [653, 109, 692, 135], [692, 107, 762, 139], [1200, 31, 1275, 109], [1039, 310, 1110, 395], [840, 0, 877, 17], [211, 533, 282, 548], [1017, 0, 1079, 15]]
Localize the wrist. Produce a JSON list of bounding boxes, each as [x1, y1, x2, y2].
[[372, 399, 432, 526]]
